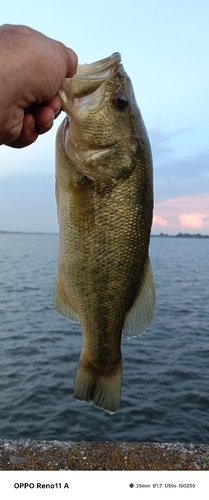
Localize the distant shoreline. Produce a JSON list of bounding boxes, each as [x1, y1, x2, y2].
[[151, 232, 209, 239], [0, 230, 208, 238], [0, 230, 58, 235]]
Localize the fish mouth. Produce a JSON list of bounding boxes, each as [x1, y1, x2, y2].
[[58, 53, 125, 166], [76, 52, 121, 79], [58, 53, 121, 108]]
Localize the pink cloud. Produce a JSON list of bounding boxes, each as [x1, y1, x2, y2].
[[153, 193, 209, 234], [153, 215, 168, 227], [179, 213, 207, 228]]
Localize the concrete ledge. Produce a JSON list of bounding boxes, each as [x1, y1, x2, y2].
[[0, 440, 209, 470]]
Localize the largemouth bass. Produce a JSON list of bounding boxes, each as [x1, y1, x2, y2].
[[54, 53, 155, 413]]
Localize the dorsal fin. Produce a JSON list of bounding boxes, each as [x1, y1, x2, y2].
[[122, 257, 156, 338]]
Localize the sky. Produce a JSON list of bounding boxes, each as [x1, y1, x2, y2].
[[0, 0, 209, 235]]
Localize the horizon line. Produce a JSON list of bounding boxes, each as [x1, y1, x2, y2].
[[0, 230, 209, 238]]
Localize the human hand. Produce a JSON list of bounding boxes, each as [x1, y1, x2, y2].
[[0, 24, 77, 148]]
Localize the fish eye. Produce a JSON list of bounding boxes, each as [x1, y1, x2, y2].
[[113, 92, 129, 110]]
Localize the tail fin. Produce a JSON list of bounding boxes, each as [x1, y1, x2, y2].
[[73, 356, 122, 414]]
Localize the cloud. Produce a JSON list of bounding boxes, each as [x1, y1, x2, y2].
[[149, 126, 188, 163], [0, 174, 58, 233], [153, 215, 168, 227], [153, 193, 209, 234], [148, 125, 209, 203], [179, 213, 207, 228]]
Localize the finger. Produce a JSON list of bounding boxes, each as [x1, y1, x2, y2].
[[66, 48, 78, 77], [45, 95, 61, 113], [33, 106, 54, 135], [44, 95, 62, 119], [8, 113, 39, 148], [8, 96, 63, 148], [26, 98, 61, 134]]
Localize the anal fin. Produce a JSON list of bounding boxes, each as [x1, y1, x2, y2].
[[122, 257, 156, 338], [54, 274, 80, 322]]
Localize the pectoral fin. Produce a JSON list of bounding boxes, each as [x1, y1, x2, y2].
[[122, 257, 156, 338], [54, 275, 80, 322]]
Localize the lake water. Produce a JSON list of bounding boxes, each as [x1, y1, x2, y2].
[[0, 233, 208, 443]]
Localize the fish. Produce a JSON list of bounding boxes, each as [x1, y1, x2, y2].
[[54, 52, 155, 413]]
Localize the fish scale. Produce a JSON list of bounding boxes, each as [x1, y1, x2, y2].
[[54, 53, 155, 413]]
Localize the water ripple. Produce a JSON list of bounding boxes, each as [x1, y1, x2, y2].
[[0, 233, 208, 442]]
